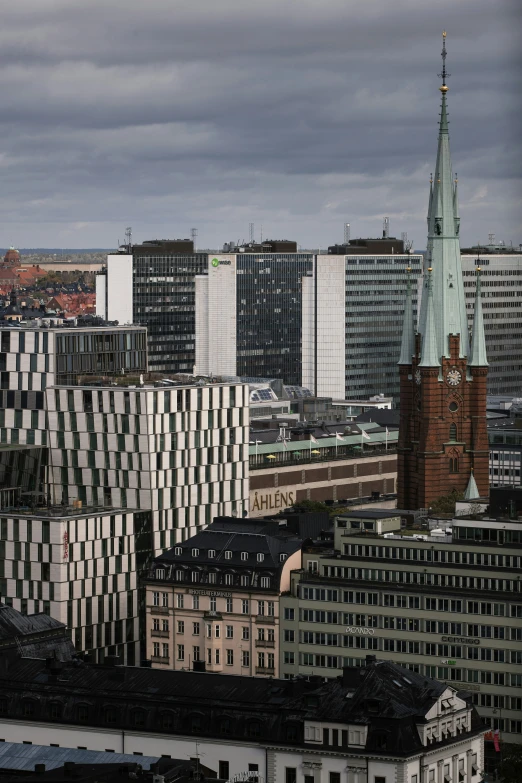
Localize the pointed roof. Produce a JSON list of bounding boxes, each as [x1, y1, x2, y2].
[[464, 470, 480, 501], [418, 33, 469, 363], [398, 267, 415, 365], [419, 269, 440, 367], [469, 267, 488, 367]]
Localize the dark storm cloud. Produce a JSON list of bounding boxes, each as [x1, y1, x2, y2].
[[0, 0, 519, 248]]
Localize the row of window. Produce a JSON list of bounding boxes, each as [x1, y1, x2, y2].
[[342, 542, 522, 568]]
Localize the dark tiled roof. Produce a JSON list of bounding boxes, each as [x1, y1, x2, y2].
[[0, 604, 65, 641]]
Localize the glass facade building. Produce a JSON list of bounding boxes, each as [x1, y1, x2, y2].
[[344, 254, 423, 400], [132, 242, 208, 374], [235, 253, 313, 384]]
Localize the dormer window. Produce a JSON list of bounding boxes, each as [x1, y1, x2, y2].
[[156, 568, 165, 580], [260, 577, 270, 588], [174, 547, 182, 555], [191, 548, 199, 557], [279, 553, 287, 562], [175, 570, 183, 581], [257, 553, 265, 562], [241, 552, 248, 561], [208, 549, 215, 558], [225, 550, 232, 560]]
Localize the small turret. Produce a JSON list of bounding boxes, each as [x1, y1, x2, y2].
[[398, 267, 415, 365], [419, 269, 440, 367], [464, 469, 480, 501], [469, 267, 488, 367]]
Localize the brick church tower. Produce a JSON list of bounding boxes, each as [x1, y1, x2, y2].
[[397, 33, 489, 510]]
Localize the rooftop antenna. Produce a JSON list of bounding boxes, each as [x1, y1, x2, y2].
[[344, 222, 351, 245], [124, 227, 132, 251], [249, 222, 255, 244], [383, 217, 390, 239], [190, 228, 198, 251]]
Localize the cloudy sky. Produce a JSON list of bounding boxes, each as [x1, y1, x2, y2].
[[0, 0, 520, 250]]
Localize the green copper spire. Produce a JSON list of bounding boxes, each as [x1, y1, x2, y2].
[[418, 32, 469, 363], [469, 266, 489, 366], [398, 267, 415, 365], [464, 469, 480, 500], [419, 269, 440, 367]]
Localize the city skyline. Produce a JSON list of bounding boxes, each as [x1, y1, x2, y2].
[[0, 0, 519, 249]]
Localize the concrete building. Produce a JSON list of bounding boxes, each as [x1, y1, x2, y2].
[[46, 381, 250, 546], [0, 655, 485, 783], [280, 509, 522, 744], [248, 421, 398, 516], [488, 405, 522, 489], [144, 518, 302, 677], [96, 240, 208, 375]]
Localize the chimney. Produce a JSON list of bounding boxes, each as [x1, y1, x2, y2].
[[342, 666, 361, 689], [365, 654, 377, 666], [34, 764, 46, 774]]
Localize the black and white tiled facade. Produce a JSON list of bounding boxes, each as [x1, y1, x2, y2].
[[46, 383, 250, 548]]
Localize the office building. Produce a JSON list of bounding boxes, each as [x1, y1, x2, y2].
[[311, 238, 423, 400], [145, 517, 302, 677], [397, 35, 488, 509], [280, 508, 522, 744], [488, 406, 522, 488], [0, 323, 147, 447], [461, 252, 522, 396], [0, 505, 149, 665], [0, 655, 484, 783], [195, 243, 315, 387], [46, 381, 250, 546], [96, 240, 207, 374]]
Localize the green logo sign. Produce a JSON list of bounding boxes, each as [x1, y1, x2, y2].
[[211, 258, 220, 267]]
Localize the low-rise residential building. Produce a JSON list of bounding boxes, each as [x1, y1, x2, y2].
[[280, 510, 522, 745], [0, 655, 485, 783], [144, 518, 302, 677]]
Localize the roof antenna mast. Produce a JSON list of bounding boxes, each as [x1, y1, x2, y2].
[[438, 30, 450, 91]]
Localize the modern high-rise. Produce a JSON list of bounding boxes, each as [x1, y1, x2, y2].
[[461, 252, 522, 396], [195, 242, 315, 386], [397, 33, 489, 510], [46, 381, 250, 547], [96, 240, 208, 374], [304, 240, 423, 400]]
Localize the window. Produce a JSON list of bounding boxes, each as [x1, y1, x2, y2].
[[449, 456, 459, 473], [219, 762, 230, 779], [174, 547, 182, 555], [177, 621, 184, 634], [177, 644, 184, 660], [193, 646, 200, 661], [330, 775, 341, 783], [261, 576, 270, 588], [193, 622, 200, 635], [153, 642, 160, 657], [153, 592, 159, 606], [208, 549, 216, 558], [449, 423, 457, 441], [192, 595, 199, 610], [191, 548, 199, 557], [242, 626, 249, 640], [258, 601, 265, 616], [284, 608, 295, 620], [225, 550, 232, 559], [242, 650, 250, 667], [226, 625, 233, 638], [210, 596, 217, 612], [226, 649, 234, 665], [162, 620, 169, 632], [226, 598, 233, 612], [284, 651, 295, 665], [215, 649, 220, 665], [284, 630, 295, 642], [257, 553, 265, 562], [241, 552, 248, 560], [242, 599, 249, 614], [176, 594, 183, 609], [225, 573, 233, 585], [162, 643, 169, 658], [285, 769, 297, 783], [162, 592, 169, 607]]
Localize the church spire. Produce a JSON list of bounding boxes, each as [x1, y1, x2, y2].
[[469, 266, 489, 367], [398, 266, 415, 365], [419, 268, 440, 367], [464, 469, 480, 501], [418, 31, 469, 362]]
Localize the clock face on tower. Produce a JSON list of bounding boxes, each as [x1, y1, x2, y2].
[[415, 369, 421, 385], [446, 368, 462, 386]]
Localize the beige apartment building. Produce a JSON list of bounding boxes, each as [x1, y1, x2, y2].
[[144, 517, 302, 677]]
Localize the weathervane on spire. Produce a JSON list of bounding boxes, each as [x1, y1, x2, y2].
[[438, 30, 450, 92]]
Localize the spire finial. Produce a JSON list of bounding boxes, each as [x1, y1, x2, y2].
[[438, 30, 450, 92]]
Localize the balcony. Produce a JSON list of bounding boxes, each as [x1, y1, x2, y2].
[[255, 639, 275, 648], [151, 656, 170, 664], [149, 606, 169, 615], [255, 615, 275, 624], [203, 611, 223, 620], [151, 630, 169, 638], [256, 666, 275, 675]]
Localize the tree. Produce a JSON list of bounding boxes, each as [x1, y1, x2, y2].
[[429, 488, 464, 515], [292, 499, 330, 513], [497, 743, 522, 783]]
